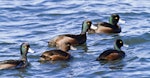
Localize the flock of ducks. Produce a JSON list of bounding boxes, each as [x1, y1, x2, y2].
[[0, 13, 127, 70]]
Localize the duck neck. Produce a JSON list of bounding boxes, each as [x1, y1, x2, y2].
[[81, 26, 87, 37], [81, 23, 88, 34], [109, 18, 117, 25], [80, 32, 86, 35], [21, 50, 28, 62], [114, 44, 121, 51], [21, 54, 27, 62], [81, 30, 87, 35]]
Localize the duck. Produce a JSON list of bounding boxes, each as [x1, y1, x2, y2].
[[48, 20, 92, 47], [96, 39, 125, 61], [89, 14, 125, 34], [40, 42, 76, 61], [0, 42, 34, 70]]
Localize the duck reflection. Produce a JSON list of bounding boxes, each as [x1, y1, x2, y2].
[[98, 60, 126, 70]]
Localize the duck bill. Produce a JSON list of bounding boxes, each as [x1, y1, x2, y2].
[[91, 24, 98, 30], [123, 44, 129, 47], [118, 19, 126, 24], [70, 46, 77, 50], [28, 48, 35, 53]]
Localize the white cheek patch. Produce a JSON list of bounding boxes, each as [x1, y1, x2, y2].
[[91, 24, 98, 30], [123, 44, 129, 47], [28, 48, 35, 53], [118, 19, 126, 24], [70, 46, 77, 50]]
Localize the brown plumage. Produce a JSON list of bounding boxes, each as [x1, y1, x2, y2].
[[89, 14, 122, 34], [0, 42, 34, 70], [48, 20, 92, 47], [96, 39, 125, 61], [40, 42, 76, 61]]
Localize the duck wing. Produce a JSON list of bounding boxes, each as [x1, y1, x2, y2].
[[93, 22, 109, 27], [95, 22, 121, 33], [0, 60, 23, 65], [99, 49, 117, 57], [63, 34, 86, 44], [42, 50, 69, 57], [63, 34, 79, 39], [0, 60, 25, 69], [97, 49, 125, 61]]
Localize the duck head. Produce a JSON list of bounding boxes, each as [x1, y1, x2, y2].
[[114, 39, 123, 51], [20, 42, 34, 61], [109, 14, 125, 25], [81, 20, 92, 34], [109, 14, 120, 25]]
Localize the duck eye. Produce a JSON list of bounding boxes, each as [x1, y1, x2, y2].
[[120, 41, 122, 44], [24, 46, 27, 49], [115, 17, 118, 19], [87, 22, 90, 25]]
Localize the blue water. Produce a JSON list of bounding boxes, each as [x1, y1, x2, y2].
[[0, 0, 150, 78]]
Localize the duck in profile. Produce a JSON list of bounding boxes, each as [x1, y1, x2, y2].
[[96, 39, 126, 61], [0, 42, 34, 70], [89, 14, 125, 34], [40, 42, 76, 61], [48, 20, 92, 47]]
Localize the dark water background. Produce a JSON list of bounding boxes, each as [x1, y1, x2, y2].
[[0, 0, 150, 78]]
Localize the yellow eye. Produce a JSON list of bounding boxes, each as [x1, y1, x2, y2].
[[87, 22, 90, 25], [24, 46, 27, 49], [120, 41, 122, 44], [115, 17, 118, 19]]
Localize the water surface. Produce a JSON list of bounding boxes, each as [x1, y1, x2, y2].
[[0, 0, 150, 78]]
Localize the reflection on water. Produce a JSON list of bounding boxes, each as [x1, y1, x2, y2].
[[98, 60, 126, 70]]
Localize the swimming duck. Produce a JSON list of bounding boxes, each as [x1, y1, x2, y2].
[[89, 14, 125, 33], [48, 20, 92, 47], [96, 39, 125, 61], [0, 42, 34, 70], [40, 42, 76, 61]]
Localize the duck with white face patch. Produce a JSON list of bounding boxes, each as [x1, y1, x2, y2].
[[0, 42, 35, 70], [96, 39, 128, 61], [40, 42, 76, 62], [89, 14, 125, 34], [48, 20, 92, 48]]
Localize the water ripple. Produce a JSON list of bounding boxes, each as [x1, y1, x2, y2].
[[0, 0, 150, 78]]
